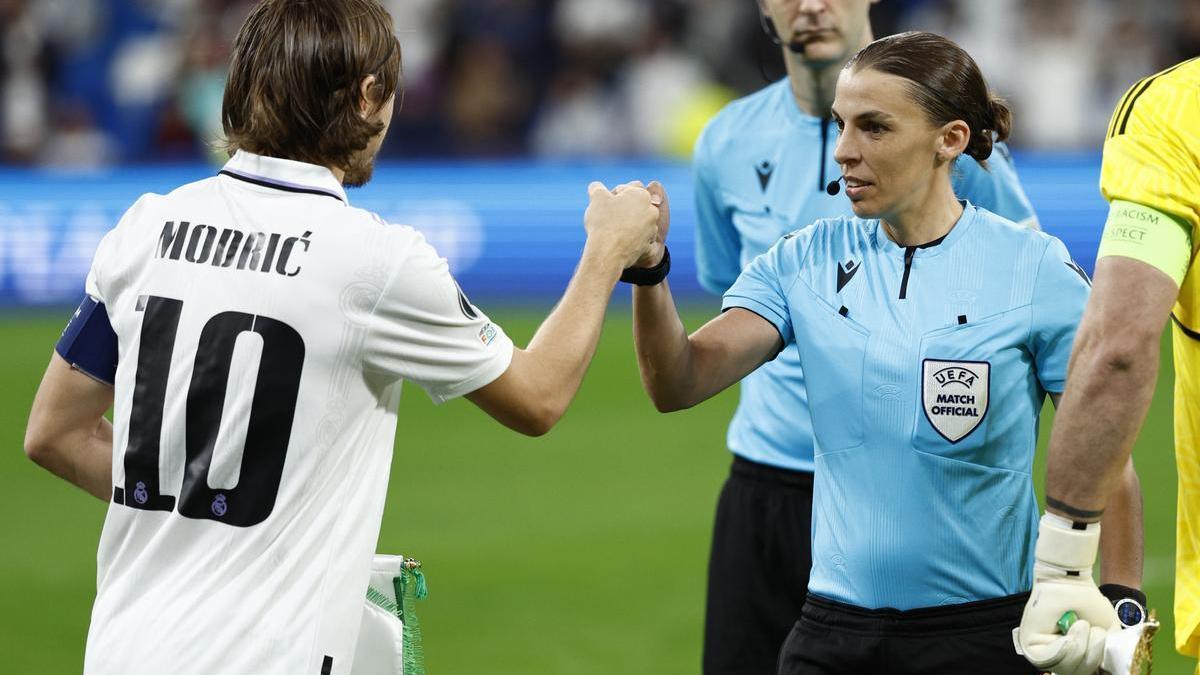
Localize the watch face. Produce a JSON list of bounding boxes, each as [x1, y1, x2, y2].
[[1115, 598, 1146, 627]]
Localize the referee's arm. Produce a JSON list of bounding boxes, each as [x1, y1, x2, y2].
[[631, 183, 783, 411], [633, 287, 782, 412]]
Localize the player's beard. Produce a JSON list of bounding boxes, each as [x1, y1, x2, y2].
[[341, 154, 376, 188]]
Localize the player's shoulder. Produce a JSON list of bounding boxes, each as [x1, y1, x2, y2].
[[1108, 57, 1200, 134], [1151, 56, 1200, 90], [1135, 57, 1200, 96], [696, 79, 791, 155]]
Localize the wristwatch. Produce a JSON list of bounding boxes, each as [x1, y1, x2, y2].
[[1100, 583, 1147, 628]]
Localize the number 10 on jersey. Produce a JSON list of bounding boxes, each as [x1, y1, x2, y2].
[[114, 295, 305, 527]]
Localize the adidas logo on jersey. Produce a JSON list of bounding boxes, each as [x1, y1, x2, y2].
[[156, 220, 312, 277]]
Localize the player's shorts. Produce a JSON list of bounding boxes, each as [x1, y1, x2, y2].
[[777, 593, 1038, 675], [704, 455, 814, 675]]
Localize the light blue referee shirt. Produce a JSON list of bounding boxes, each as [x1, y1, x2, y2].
[[722, 204, 1089, 610], [694, 78, 1038, 472]]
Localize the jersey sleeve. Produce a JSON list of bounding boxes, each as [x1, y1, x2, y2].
[[1029, 237, 1092, 392], [720, 236, 795, 345], [692, 125, 743, 295], [82, 235, 110, 306], [56, 202, 138, 383], [85, 195, 147, 302], [362, 233, 514, 404], [1098, 74, 1200, 281], [952, 142, 1039, 229]]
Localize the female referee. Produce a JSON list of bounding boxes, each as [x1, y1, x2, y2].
[[626, 32, 1142, 674]]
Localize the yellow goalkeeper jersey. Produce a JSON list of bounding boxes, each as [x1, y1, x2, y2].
[[1099, 57, 1200, 657]]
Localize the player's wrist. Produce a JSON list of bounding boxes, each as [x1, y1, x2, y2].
[[1035, 512, 1101, 574], [580, 238, 634, 280], [620, 247, 670, 286]]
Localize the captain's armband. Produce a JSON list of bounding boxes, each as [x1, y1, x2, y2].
[[55, 295, 118, 385], [1097, 200, 1192, 287]]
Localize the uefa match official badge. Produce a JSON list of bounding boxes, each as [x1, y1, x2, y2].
[[922, 359, 990, 443]]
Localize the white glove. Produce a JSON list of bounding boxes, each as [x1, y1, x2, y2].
[[1015, 513, 1118, 675]]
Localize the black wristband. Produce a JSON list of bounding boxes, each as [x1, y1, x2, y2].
[[1100, 583, 1146, 607], [620, 247, 670, 286]]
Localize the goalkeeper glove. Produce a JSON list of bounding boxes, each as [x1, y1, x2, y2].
[[1015, 513, 1118, 675]]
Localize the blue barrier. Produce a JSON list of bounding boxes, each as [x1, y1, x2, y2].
[[0, 154, 1107, 307]]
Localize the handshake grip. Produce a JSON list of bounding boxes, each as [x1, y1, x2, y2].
[[583, 180, 670, 274], [1015, 514, 1119, 675]]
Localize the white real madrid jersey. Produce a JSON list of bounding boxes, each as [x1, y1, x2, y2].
[[79, 151, 513, 675]]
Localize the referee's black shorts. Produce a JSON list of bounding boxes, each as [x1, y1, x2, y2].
[[704, 455, 814, 675], [778, 593, 1039, 675]]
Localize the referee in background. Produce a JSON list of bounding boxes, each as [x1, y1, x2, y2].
[[692, 2, 1036, 672]]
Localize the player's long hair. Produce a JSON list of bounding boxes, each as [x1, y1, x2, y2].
[[220, 0, 401, 174], [847, 31, 1012, 168]]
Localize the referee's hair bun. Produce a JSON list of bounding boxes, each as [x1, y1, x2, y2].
[[966, 95, 1012, 162]]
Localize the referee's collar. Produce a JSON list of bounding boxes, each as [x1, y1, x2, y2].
[[873, 200, 976, 258], [219, 151, 349, 205]]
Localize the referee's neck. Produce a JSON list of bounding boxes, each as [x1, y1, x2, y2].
[[883, 191, 964, 248], [783, 31, 875, 119], [785, 55, 839, 118]]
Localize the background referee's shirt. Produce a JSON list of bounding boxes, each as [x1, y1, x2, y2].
[[723, 204, 1089, 610], [81, 151, 514, 675], [693, 78, 1038, 473]]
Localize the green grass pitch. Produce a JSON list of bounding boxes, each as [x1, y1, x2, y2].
[[0, 305, 1186, 673]]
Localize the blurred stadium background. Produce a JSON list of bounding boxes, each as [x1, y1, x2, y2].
[[0, 0, 1194, 672]]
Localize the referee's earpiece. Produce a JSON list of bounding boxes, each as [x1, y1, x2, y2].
[[759, 12, 781, 44]]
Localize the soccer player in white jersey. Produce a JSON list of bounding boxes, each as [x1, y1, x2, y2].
[[629, 32, 1142, 674], [22, 2, 661, 674]]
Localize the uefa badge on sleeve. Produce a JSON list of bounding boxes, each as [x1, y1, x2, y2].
[[478, 322, 497, 346], [922, 359, 989, 443]]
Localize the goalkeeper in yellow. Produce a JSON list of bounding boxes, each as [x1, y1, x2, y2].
[[1016, 57, 1200, 674]]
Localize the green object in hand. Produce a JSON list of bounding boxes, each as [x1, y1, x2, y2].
[[1057, 610, 1078, 634]]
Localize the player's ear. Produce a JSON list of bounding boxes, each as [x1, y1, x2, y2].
[[358, 75, 379, 118], [936, 119, 970, 164]]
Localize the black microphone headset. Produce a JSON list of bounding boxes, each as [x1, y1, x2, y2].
[[826, 176, 844, 196]]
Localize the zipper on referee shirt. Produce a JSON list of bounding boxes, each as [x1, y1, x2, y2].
[[897, 233, 948, 299], [899, 246, 916, 299]]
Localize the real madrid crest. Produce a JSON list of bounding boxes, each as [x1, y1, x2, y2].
[[922, 359, 990, 443]]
